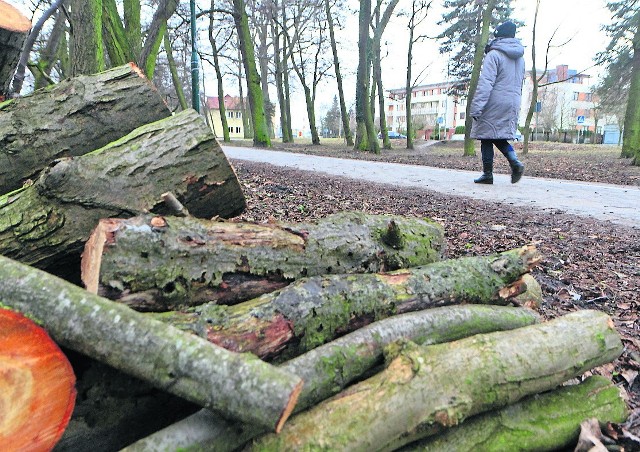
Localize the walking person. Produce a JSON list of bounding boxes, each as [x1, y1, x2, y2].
[[471, 20, 526, 184]]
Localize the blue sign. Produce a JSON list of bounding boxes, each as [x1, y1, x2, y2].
[[535, 101, 542, 112], [577, 115, 585, 124], [437, 117, 444, 124]]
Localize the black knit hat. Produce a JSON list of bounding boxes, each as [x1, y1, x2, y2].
[[494, 21, 516, 38]]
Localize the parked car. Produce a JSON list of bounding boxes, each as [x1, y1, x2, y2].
[[378, 131, 407, 139]]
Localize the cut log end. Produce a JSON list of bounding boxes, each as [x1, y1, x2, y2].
[[0, 308, 76, 450], [0, 1, 31, 33], [276, 380, 304, 433]]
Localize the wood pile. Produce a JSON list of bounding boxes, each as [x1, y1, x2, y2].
[[0, 63, 629, 451]]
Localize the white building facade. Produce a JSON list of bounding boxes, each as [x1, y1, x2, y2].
[[385, 65, 610, 141]]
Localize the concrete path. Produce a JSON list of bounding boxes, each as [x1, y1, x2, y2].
[[222, 146, 640, 229]]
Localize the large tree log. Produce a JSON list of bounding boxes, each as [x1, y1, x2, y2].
[[0, 109, 246, 276], [250, 310, 623, 451], [404, 375, 628, 451], [156, 245, 541, 361], [0, 254, 301, 433], [0, 0, 31, 97], [81, 212, 446, 311], [0, 63, 170, 193], [123, 305, 541, 452], [0, 308, 76, 450]]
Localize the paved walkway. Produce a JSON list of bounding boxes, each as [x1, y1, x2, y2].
[[222, 146, 640, 229]]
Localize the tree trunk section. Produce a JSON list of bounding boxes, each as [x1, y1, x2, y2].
[[157, 246, 541, 361], [0, 308, 76, 450], [406, 375, 628, 451], [122, 304, 540, 452], [69, 0, 104, 76], [0, 109, 246, 275], [0, 63, 171, 194], [82, 212, 445, 310], [0, 0, 31, 97], [0, 254, 302, 432], [250, 310, 623, 451], [622, 29, 640, 163]]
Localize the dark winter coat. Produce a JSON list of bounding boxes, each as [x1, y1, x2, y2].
[[470, 37, 525, 140]]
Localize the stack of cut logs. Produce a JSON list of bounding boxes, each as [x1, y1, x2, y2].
[[0, 37, 628, 451]]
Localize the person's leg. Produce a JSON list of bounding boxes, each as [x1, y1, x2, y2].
[[474, 140, 494, 184], [495, 139, 525, 183]]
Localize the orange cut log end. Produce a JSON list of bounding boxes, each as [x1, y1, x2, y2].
[[0, 308, 76, 451]]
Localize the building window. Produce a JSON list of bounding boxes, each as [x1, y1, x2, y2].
[[235, 127, 241, 133], [571, 108, 578, 117], [584, 109, 591, 118], [585, 93, 593, 102], [459, 112, 465, 120], [236, 111, 241, 118], [228, 126, 233, 133], [572, 92, 579, 100], [227, 111, 233, 118]]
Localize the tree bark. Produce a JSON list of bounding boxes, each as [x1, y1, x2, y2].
[[0, 63, 171, 194], [0, 254, 302, 433], [156, 246, 541, 361], [405, 375, 628, 451], [121, 305, 540, 452], [0, 0, 31, 97], [250, 310, 623, 451], [0, 308, 76, 450], [82, 212, 445, 310], [70, 0, 105, 76], [0, 109, 246, 275]]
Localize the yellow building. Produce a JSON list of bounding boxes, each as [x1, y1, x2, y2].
[[205, 95, 245, 139]]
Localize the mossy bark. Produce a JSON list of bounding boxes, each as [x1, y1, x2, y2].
[[0, 1, 31, 96], [69, 0, 105, 77], [157, 246, 540, 360], [122, 304, 540, 452], [0, 64, 170, 194], [0, 254, 302, 432], [101, 0, 135, 66], [251, 310, 623, 451], [404, 375, 628, 451], [82, 212, 445, 311], [0, 110, 245, 274]]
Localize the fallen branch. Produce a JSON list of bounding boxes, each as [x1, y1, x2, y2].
[[124, 305, 541, 452], [408, 375, 628, 451], [0, 255, 301, 432], [81, 212, 445, 310], [250, 310, 623, 450], [157, 245, 541, 360]]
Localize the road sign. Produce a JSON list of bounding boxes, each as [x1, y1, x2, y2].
[[437, 116, 444, 124], [577, 115, 585, 124], [535, 101, 541, 112]]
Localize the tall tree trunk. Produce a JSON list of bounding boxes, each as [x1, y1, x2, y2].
[[463, 0, 497, 156], [325, 0, 353, 146], [207, 4, 230, 140], [355, 0, 379, 153], [375, 49, 390, 149], [272, 19, 290, 142], [304, 85, 321, 144], [282, 39, 294, 141], [123, 0, 142, 58], [102, 0, 134, 67], [232, 0, 271, 147], [406, 21, 415, 150], [139, 0, 178, 79], [256, 22, 274, 139], [622, 26, 640, 163], [70, 0, 105, 76], [164, 31, 188, 110]]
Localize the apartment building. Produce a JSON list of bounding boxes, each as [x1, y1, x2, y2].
[[205, 95, 245, 138], [386, 82, 463, 139], [385, 64, 604, 139]]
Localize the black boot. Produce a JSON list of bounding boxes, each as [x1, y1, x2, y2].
[[474, 162, 493, 184], [505, 151, 524, 184]]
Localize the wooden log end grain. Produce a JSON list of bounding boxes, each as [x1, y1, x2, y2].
[[0, 308, 76, 450], [0, 1, 31, 33]]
